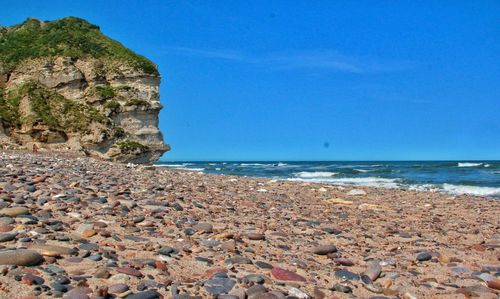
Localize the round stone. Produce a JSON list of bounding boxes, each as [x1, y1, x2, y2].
[[312, 244, 337, 255], [416, 252, 432, 262], [108, 283, 129, 294], [0, 233, 17, 242]]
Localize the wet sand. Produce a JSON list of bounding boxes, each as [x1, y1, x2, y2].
[[0, 150, 499, 299]]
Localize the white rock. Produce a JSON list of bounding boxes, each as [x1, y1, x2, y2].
[[287, 287, 310, 299], [347, 189, 367, 196]]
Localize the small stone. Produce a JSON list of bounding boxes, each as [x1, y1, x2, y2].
[[117, 267, 143, 277], [347, 189, 366, 196], [108, 273, 130, 282], [0, 233, 17, 242], [204, 277, 236, 295], [416, 252, 432, 262], [62, 287, 92, 299], [312, 244, 337, 255], [94, 267, 111, 279], [22, 274, 45, 285], [193, 223, 213, 233], [133, 215, 145, 223], [244, 274, 265, 284], [31, 244, 76, 257], [108, 283, 130, 294], [271, 267, 307, 282], [0, 249, 43, 266], [288, 287, 309, 298], [471, 272, 495, 282], [332, 283, 352, 293], [53, 275, 70, 284], [247, 284, 267, 296], [247, 232, 265, 240], [255, 261, 273, 269], [364, 260, 382, 281], [158, 246, 175, 256], [0, 223, 13, 232], [333, 258, 354, 266], [487, 279, 500, 290], [0, 207, 29, 217], [225, 256, 252, 265], [125, 290, 161, 299], [335, 270, 360, 281]]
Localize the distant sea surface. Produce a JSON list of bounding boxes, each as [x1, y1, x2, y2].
[[154, 161, 500, 198]]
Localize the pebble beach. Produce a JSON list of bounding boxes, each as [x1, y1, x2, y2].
[[0, 150, 499, 299]]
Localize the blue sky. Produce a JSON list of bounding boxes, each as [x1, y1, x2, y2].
[[2, 1, 500, 161]]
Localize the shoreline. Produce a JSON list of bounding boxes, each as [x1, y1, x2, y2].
[[0, 150, 499, 298], [154, 161, 500, 200]]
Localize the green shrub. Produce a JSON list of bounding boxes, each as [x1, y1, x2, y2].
[[14, 81, 107, 131], [104, 100, 120, 111], [0, 87, 22, 127], [125, 99, 149, 107], [0, 17, 157, 74], [95, 85, 115, 100], [116, 139, 148, 152]]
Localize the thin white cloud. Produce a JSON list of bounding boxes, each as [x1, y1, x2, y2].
[[166, 47, 414, 74]]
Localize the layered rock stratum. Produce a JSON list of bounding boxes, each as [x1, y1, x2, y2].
[[0, 17, 169, 163]]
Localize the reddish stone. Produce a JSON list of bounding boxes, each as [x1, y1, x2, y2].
[[488, 279, 500, 290], [32, 176, 46, 183], [333, 258, 354, 266], [155, 261, 168, 271], [21, 274, 44, 285], [471, 244, 486, 252], [116, 267, 143, 277], [0, 224, 13, 232], [271, 267, 307, 282], [22, 268, 40, 275]]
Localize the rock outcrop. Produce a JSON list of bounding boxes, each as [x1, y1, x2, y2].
[[0, 17, 169, 163]]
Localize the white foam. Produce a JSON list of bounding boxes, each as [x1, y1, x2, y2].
[[154, 164, 185, 167], [155, 165, 204, 172], [442, 183, 500, 196], [458, 162, 483, 167], [294, 171, 338, 178], [355, 169, 373, 173], [288, 177, 400, 188]]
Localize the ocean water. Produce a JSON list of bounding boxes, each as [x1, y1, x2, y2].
[[154, 161, 500, 198]]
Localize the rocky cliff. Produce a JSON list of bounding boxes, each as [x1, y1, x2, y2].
[[0, 17, 169, 163]]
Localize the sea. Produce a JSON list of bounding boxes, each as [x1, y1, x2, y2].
[[154, 161, 500, 198]]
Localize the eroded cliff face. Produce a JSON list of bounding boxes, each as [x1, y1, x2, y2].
[[0, 18, 169, 163]]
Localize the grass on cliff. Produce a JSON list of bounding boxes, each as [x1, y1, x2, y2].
[[0, 17, 157, 74], [3, 82, 108, 132], [0, 87, 21, 127], [116, 139, 148, 153]]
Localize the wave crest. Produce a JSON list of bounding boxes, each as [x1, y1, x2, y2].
[[442, 184, 500, 196], [458, 162, 483, 167]]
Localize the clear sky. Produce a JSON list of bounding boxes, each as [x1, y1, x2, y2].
[[2, 1, 499, 161]]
